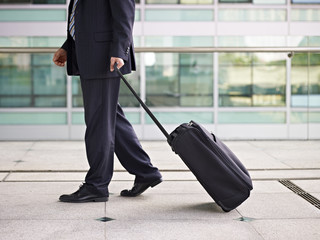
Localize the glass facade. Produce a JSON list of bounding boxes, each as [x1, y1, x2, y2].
[[218, 9, 286, 21], [291, 9, 320, 21], [0, 0, 66, 3], [146, 53, 213, 107], [291, 53, 320, 107], [146, 0, 213, 3], [0, 9, 66, 22], [0, 1, 319, 139], [145, 9, 214, 21], [0, 53, 66, 108], [292, 0, 320, 3], [219, 0, 286, 3], [219, 53, 286, 107]]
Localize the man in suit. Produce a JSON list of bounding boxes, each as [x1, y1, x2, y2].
[[53, 0, 162, 203]]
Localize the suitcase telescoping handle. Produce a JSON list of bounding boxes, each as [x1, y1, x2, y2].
[[115, 63, 172, 142]]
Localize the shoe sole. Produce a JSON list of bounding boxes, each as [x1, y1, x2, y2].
[[59, 197, 109, 203]]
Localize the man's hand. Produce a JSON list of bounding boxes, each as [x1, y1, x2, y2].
[[53, 48, 67, 67], [110, 57, 124, 72]]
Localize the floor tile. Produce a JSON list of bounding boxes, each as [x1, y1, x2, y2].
[[251, 219, 320, 240], [0, 172, 9, 181], [237, 192, 320, 219], [292, 180, 320, 193]]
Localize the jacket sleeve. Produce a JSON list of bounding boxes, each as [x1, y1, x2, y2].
[[109, 0, 135, 61], [61, 40, 68, 52]]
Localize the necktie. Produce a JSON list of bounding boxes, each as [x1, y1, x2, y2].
[[69, 0, 79, 40]]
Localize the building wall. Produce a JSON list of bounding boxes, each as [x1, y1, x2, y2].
[[0, 0, 319, 140]]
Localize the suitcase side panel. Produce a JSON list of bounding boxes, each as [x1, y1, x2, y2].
[[170, 123, 252, 211]]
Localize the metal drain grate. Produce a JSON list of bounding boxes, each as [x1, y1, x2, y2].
[[279, 180, 320, 210]]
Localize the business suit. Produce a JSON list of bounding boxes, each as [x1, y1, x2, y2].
[[57, 0, 161, 200]]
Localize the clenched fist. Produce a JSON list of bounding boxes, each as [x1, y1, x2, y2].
[[53, 48, 67, 67]]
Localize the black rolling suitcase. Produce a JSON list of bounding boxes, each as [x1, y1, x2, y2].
[[116, 65, 253, 212]]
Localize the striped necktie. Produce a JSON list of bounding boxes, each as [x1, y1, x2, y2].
[[69, 0, 79, 40]]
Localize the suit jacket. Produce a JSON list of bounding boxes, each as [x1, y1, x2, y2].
[[61, 0, 136, 79]]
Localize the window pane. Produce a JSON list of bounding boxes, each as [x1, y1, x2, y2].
[[0, 9, 66, 22], [291, 112, 320, 123], [254, 0, 286, 4], [219, 53, 286, 107], [0, 0, 30, 3], [218, 36, 286, 47], [289, 36, 320, 47], [0, 37, 65, 48], [0, 53, 66, 108], [0, 112, 67, 125], [292, 9, 320, 21], [146, 0, 178, 3], [220, 0, 286, 2], [146, 53, 213, 107], [218, 112, 286, 124], [219, 9, 286, 21], [0, 0, 66, 3], [32, 54, 66, 107], [0, 54, 32, 107], [135, 9, 141, 21], [219, 0, 251, 3], [33, 0, 66, 3], [292, 0, 320, 3], [291, 53, 320, 107], [145, 36, 214, 47], [145, 9, 214, 21], [180, 0, 213, 3]]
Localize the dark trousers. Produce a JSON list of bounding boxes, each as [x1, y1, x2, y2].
[[80, 77, 161, 196]]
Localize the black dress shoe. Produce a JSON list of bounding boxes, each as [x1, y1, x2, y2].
[[120, 178, 162, 197], [59, 184, 109, 203]]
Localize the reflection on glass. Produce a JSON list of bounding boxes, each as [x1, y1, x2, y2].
[[146, 53, 213, 107], [218, 112, 286, 124], [291, 9, 320, 21], [219, 9, 286, 21], [0, 0, 66, 3], [219, 0, 251, 2], [219, 53, 286, 107], [218, 36, 286, 47], [288, 36, 320, 47], [292, 0, 320, 3], [145, 9, 214, 21], [291, 53, 320, 107], [219, 0, 286, 3], [33, 0, 66, 3], [146, 0, 213, 3], [0, 53, 66, 107], [0, 37, 66, 48], [0, 9, 66, 22], [145, 36, 214, 47]]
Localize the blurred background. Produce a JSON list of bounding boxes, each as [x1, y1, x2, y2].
[[0, 0, 319, 140]]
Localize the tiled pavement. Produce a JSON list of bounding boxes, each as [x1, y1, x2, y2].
[[1, 141, 320, 240]]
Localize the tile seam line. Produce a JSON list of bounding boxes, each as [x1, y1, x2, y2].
[[3, 178, 320, 183], [1, 168, 320, 173], [1, 172, 11, 182]]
